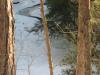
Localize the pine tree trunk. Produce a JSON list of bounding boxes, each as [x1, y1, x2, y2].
[[40, 0, 53, 75], [0, 0, 15, 75], [76, 0, 91, 75]]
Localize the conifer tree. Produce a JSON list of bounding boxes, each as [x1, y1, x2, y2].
[[0, 0, 15, 75]]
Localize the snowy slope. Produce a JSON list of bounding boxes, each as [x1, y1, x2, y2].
[[13, 0, 73, 75]]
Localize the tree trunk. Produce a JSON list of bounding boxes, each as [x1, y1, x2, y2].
[[40, 0, 53, 75], [76, 0, 91, 75], [0, 0, 15, 75]]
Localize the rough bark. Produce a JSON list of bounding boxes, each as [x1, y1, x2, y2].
[[0, 0, 15, 75], [76, 0, 91, 75], [40, 0, 53, 75]]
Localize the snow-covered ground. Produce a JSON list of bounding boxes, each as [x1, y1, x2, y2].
[[13, 0, 74, 75]]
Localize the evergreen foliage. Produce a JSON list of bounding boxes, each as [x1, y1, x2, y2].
[[31, 0, 78, 41]]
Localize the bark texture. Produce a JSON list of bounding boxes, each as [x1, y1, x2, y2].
[[40, 0, 53, 75], [0, 0, 15, 75], [76, 0, 91, 75]]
